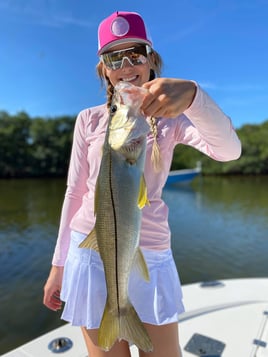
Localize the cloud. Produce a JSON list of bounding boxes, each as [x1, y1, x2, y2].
[[36, 14, 95, 29], [199, 81, 267, 92], [0, 0, 94, 28], [50, 15, 94, 28], [160, 1, 228, 44], [198, 81, 218, 90]]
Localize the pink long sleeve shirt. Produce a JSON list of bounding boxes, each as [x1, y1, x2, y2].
[[52, 85, 241, 266]]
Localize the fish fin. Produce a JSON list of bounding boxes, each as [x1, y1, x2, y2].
[[98, 302, 119, 351], [98, 301, 153, 352], [134, 248, 150, 282], [78, 229, 99, 251], [119, 303, 153, 352], [137, 174, 150, 209]]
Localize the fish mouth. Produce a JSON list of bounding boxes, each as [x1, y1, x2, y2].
[[126, 137, 143, 150], [119, 137, 145, 164]]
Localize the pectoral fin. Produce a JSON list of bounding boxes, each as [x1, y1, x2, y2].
[[137, 174, 150, 209], [79, 228, 99, 251]]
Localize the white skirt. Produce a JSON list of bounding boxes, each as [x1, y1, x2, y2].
[[60, 231, 184, 329]]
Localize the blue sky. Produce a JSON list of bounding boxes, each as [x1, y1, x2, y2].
[[0, 0, 267, 128]]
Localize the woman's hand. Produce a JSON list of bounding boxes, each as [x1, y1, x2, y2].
[[141, 78, 197, 118], [43, 265, 64, 311]]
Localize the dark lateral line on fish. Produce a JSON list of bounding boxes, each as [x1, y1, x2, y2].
[[108, 153, 120, 316]]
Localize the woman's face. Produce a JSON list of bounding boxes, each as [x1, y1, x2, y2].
[[102, 43, 151, 88]]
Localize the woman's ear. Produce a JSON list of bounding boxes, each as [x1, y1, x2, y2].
[[101, 63, 107, 79], [96, 61, 106, 80], [148, 52, 157, 80]]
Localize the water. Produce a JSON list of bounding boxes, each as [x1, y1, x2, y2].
[[0, 176, 268, 354], [166, 176, 268, 283]]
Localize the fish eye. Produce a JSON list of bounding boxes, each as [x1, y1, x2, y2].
[[110, 105, 117, 114]]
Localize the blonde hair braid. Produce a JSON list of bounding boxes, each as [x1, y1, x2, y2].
[[149, 116, 162, 172]]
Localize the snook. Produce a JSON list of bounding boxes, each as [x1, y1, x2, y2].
[[79, 83, 153, 352]]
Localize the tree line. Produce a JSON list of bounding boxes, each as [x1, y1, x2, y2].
[[171, 119, 268, 175], [0, 111, 75, 178], [1, 110, 268, 178]]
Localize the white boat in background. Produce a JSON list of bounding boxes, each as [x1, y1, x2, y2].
[[166, 162, 202, 185], [3, 278, 268, 356]]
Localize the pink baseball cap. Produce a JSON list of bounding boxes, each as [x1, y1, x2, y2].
[[98, 11, 152, 55]]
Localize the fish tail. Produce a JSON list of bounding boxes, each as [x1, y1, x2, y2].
[[98, 303, 119, 351], [119, 304, 153, 352], [98, 302, 153, 352]]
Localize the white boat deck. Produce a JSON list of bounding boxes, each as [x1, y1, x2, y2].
[[3, 278, 268, 356], [181, 278, 268, 356]]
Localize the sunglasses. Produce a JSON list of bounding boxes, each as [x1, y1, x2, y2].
[[101, 45, 150, 70]]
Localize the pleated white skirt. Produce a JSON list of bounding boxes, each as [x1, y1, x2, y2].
[[60, 231, 184, 329]]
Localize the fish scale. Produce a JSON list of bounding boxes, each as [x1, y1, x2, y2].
[[79, 82, 153, 352]]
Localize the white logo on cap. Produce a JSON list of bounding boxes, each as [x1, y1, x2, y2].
[[111, 17, 130, 37]]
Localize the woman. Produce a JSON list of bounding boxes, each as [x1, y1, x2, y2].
[[43, 11, 241, 357]]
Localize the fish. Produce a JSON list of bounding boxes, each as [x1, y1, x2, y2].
[[79, 82, 153, 352]]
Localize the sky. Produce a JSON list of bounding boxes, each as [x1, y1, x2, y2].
[[0, 0, 267, 128]]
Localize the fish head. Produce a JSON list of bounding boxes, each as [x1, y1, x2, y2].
[[109, 83, 150, 164]]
